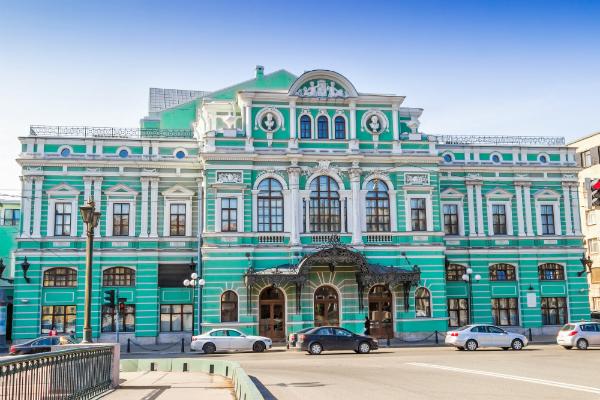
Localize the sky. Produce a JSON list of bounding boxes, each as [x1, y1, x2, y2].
[[0, 0, 599, 195]]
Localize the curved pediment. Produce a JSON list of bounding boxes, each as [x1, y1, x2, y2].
[[288, 70, 359, 98]]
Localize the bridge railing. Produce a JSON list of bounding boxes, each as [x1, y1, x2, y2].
[[0, 345, 115, 400]]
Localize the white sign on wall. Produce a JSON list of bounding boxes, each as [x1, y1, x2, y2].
[[526, 292, 537, 308]]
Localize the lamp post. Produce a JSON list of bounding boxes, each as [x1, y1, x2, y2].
[[462, 268, 481, 324], [183, 270, 205, 335], [79, 197, 101, 343]]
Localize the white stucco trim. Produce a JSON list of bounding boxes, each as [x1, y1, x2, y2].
[[162, 185, 195, 237], [486, 199, 514, 236], [405, 193, 433, 232], [215, 193, 244, 233], [441, 200, 465, 236]]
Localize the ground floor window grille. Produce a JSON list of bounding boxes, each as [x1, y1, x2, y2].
[[491, 298, 519, 326], [160, 304, 193, 332], [101, 304, 136, 332], [41, 305, 76, 334]]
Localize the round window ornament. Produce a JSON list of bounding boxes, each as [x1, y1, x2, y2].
[[175, 150, 186, 159], [443, 153, 453, 163], [360, 110, 389, 136], [539, 154, 548, 164], [118, 149, 129, 158], [491, 154, 501, 164], [60, 148, 71, 157]]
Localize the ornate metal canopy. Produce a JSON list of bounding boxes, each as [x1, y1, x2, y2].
[[243, 236, 421, 312]]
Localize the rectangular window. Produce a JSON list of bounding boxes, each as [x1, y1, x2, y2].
[[169, 203, 186, 236], [112, 203, 130, 236], [447, 298, 469, 327], [410, 198, 427, 231], [160, 304, 193, 332], [41, 305, 76, 334], [491, 298, 519, 326], [583, 150, 592, 167], [541, 297, 568, 326], [101, 304, 136, 332], [54, 202, 72, 236], [443, 204, 459, 235], [540, 204, 555, 235], [593, 297, 600, 311], [2, 209, 20, 226], [591, 268, 600, 284], [492, 204, 507, 235], [221, 198, 238, 232], [587, 211, 597, 226], [589, 238, 599, 254]]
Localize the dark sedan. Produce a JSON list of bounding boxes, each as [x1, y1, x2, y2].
[[9, 336, 76, 355], [298, 326, 378, 355]]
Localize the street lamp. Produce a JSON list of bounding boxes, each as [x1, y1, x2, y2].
[[462, 268, 481, 324], [183, 269, 205, 335], [80, 197, 101, 343]]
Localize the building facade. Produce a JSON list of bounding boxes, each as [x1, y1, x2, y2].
[[0, 199, 21, 344], [12, 67, 589, 343]]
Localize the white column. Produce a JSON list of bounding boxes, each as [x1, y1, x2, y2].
[[467, 183, 476, 236], [93, 178, 102, 237], [392, 105, 399, 141], [140, 178, 149, 238], [289, 100, 297, 149], [197, 176, 204, 236], [150, 178, 159, 237], [31, 176, 44, 238], [523, 184, 534, 236], [562, 184, 573, 236], [350, 168, 362, 245], [349, 101, 358, 151], [475, 184, 484, 236], [288, 167, 300, 245], [571, 185, 582, 235], [244, 101, 252, 136], [20, 176, 32, 238], [515, 184, 525, 236]]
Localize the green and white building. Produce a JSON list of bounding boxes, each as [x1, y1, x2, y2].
[[12, 67, 589, 343]]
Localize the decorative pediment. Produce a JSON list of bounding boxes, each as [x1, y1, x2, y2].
[[162, 185, 195, 198], [534, 189, 560, 199], [440, 188, 464, 198], [46, 183, 79, 197], [486, 188, 513, 199], [288, 70, 358, 98], [104, 184, 138, 197]]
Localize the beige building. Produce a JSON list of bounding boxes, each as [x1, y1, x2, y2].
[[569, 132, 600, 315]]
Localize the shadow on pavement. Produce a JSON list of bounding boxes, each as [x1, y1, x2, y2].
[[250, 375, 279, 400]]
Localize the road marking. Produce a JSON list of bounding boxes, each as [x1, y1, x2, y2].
[[406, 362, 600, 395]]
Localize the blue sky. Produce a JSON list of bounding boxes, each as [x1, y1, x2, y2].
[[0, 0, 599, 193]]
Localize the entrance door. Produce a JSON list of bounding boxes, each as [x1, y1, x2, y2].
[[368, 285, 393, 338], [259, 287, 285, 340], [314, 286, 339, 327]]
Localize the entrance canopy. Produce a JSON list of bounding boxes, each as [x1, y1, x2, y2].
[[244, 237, 420, 311]]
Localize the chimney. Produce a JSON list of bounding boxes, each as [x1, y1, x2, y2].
[[255, 65, 264, 79]]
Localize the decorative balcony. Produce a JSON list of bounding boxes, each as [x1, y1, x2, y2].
[[29, 125, 194, 139]]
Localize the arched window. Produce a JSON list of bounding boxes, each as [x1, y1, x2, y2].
[[300, 115, 312, 139], [309, 176, 341, 232], [366, 179, 390, 232], [415, 287, 431, 318], [221, 291, 238, 323], [257, 178, 283, 232], [489, 263, 516, 281], [43, 267, 77, 287], [103, 267, 135, 287], [334, 116, 346, 139], [317, 116, 329, 139], [446, 264, 466, 281], [538, 263, 565, 280]]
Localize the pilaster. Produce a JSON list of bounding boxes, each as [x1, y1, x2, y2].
[[349, 167, 362, 245], [31, 176, 44, 238], [139, 177, 150, 238], [562, 183, 573, 236], [20, 176, 33, 238], [149, 177, 159, 237]]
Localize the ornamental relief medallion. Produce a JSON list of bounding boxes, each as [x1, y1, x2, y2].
[[294, 79, 349, 98], [254, 107, 285, 133], [216, 171, 243, 184], [360, 110, 389, 136]]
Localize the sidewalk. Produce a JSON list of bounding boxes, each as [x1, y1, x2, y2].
[[103, 370, 234, 400]]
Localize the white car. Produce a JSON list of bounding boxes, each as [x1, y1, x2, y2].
[[557, 322, 600, 350], [445, 324, 528, 351], [190, 328, 272, 354]]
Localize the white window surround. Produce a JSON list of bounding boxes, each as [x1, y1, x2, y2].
[[332, 112, 348, 140], [46, 184, 80, 237], [404, 193, 434, 232], [162, 185, 195, 237], [104, 184, 138, 237], [490, 152, 503, 164], [485, 189, 513, 236], [315, 111, 332, 139], [534, 189, 562, 236], [215, 193, 244, 233], [360, 175, 397, 232], [297, 110, 314, 139], [302, 173, 348, 233], [252, 175, 290, 233], [441, 200, 465, 236]]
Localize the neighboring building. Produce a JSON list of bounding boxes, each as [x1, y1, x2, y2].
[[569, 132, 600, 315], [12, 67, 589, 343], [0, 199, 21, 344]]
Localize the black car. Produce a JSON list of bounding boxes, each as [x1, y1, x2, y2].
[[298, 326, 378, 355], [9, 336, 76, 355]]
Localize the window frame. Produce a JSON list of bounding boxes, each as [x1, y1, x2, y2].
[[298, 113, 313, 139], [316, 115, 329, 139], [309, 176, 341, 233], [220, 198, 238, 232], [215, 193, 243, 233], [40, 305, 77, 334], [489, 263, 516, 281], [538, 263, 565, 281], [534, 197, 561, 236], [365, 179, 390, 232], [2, 208, 20, 226], [43, 267, 77, 287], [333, 115, 346, 140], [486, 199, 513, 236], [442, 203, 460, 235], [415, 287, 431, 318], [491, 297, 519, 326], [446, 264, 467, 282], [102, 267, 136, 287], [112, 202, 131, 237], [256, 178, 284, 232], [447, 298, 469, 327], [169, 203, 187, 236], [101, 304, 136, 332], [160, 304, 193, 332], [540, 204, 555, 235], [405, 194, 433, 232], [541, 297, 568, 326], [410, 198, 427, 232], [53, 202, 73, 237]]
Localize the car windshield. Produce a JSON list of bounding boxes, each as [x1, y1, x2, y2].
[[560, 324, 576, 331]]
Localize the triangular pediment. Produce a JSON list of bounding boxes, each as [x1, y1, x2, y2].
[[440, 188, 464, 198], [486, 188, 512, 199], [46, 183, 79, 196], [534, 189, 560, 198], [104, 184, 138, 196], [162, 185, 195, 197]]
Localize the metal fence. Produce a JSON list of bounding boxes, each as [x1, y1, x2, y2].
[[434, 135, 565, 146], [0, 346, 113, 400], [29, 125, 194, 139]]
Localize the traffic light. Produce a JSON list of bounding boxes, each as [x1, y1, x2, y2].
[[103, 289, 115, 306], [118, 297, 127, 314], [589, 178, 600, 209]]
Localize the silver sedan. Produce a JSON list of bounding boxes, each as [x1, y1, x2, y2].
[[445, 324, 528, 351], [190, 328, 273, 354]]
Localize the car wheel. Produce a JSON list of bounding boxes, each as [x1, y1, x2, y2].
[[511, 339, 524, 351], [309, 342, 323, 355], [465, 339, 478, 351], [358, 342, 371, 354], [253, 341, 266, 353], [562, 346, 573, 350], [577, 339, 589, 350], [203, 343, 216, 354]]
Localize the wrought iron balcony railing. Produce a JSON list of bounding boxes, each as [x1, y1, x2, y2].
[[29, 125, 194, 139], [434, 135, 565, 146]]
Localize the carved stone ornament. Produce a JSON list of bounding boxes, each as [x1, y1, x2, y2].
[[361, 110, 389, 136], [404, 173, 429, 186], [301, 160, 344, 178], [254, 107, 284, 133], [216, 171, 243, 184], [294, 79, 348, 98]]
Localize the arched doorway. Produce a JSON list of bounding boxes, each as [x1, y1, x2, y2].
[[259, 287, 285, 340], [314, 286, 339, 326], [368, 285, 393, 338]]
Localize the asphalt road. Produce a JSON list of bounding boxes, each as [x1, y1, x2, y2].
[[214, 345, 600, 400]]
